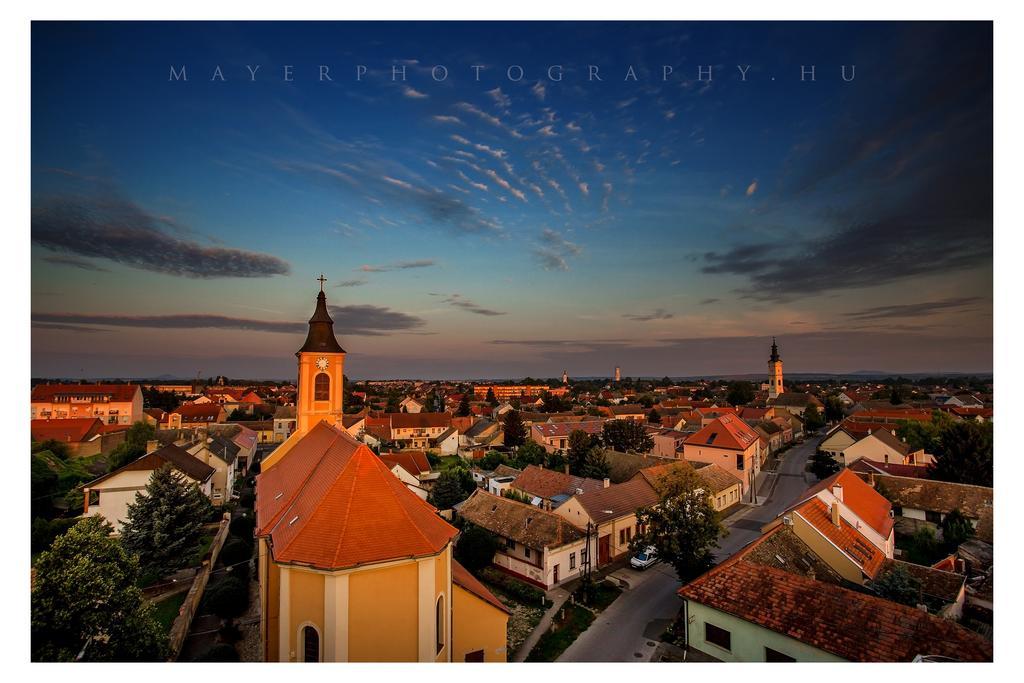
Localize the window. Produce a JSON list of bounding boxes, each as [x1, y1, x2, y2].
[[704, 623, 731, 651], [925, 510, 943, 524], [435, 595, 445, 654], [765, 647, 796, 662], [301, 625, 320, 662], [524, 547, 531, 559], [570, 552, 576, 570], [619, 529, 626, 544], [314, 373, 330, 401], [736, 453, 745, 471], [505, 538, 516, 551], [87, 490, 100, 507]]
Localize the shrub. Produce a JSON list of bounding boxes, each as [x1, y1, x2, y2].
[[31, 517, 78, 554], [229, 515, 256, 543], [203, 577, 249, 619], [193, 643, 240, 662], [480, 567, 551, 607], [219, 539, 252, 568], [454, 524, 499, 573], [238, 492, 255, 510]]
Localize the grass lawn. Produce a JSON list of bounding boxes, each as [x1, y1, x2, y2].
[[190, 532, 217, 565], [152, 591, 187, 633], [583, 581, 623, 612], [435, 455, 462, 471], [525, 603, 595, 662]]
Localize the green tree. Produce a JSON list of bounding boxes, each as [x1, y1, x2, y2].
[[485, 387, 498, 407], [940, 508, 974, 550], [726, 381, 755, 407], [512, 440, 546, 469], [823, 396, 845, 423], [106, 421, 157, 471], [889, 385, 904, 405], [577, 446, 611, 480], [930, 420, 993, 486], [905, 526, 942, 565], [33, 439, 72, 461], [502, 409, 528, 448], [601, 420, 654, 453], [872, 564, 922, 607], [566, 429, 598, 474], [803, 404, 825, 432], [120, 464, 213, 579], [897, 411, 954, 453], [630, 464, 723, 582], [429, 468, 474, 509], [456, 394, 472, 417], [809, 450, 841, 480], [478, 450, 508, 471], [647, 408, 662, 424], [454, 524, 500, 573], [31, 517, 166, 662]]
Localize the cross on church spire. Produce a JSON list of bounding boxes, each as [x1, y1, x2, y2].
[[317, 273, 327, 292]]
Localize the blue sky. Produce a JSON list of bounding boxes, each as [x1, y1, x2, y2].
[[31, 21, 993, 379]]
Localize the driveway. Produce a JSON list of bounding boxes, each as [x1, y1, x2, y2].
[[557, 434, 823, 662]]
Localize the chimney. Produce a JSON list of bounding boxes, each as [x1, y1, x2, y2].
[[832, 483, 844, 502], [603, 478, 610, 489], [564, 463, 570, 475], [831, 502, 841, 528]]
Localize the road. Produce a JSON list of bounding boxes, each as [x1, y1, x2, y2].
[[557, 435, 823, 662]]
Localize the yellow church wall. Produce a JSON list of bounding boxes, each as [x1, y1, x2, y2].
[[452, 585, 509, 662], [285, 569, 326, 661], [348, 560, 421, 661], [261, 540, 281, 661]]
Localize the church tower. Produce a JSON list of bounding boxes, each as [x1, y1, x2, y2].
[[562, 369, 569, 385], [295, 276, 346, 436], [768, 337, 784, 399]]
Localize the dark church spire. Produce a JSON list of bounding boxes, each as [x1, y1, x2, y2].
[[769, 337, 780, 363], [297, 277, 346, 355]]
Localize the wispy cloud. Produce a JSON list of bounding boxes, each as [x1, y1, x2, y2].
[[402, 86, 428, 99], [623, 308, 674, 322], [441, 294, 506, 316], [41, 255, 109, 272], [531, 81, 546, 101], [359, 259, 436, 273], [843, 297, 985, 321], [532, 228, 582, 271], [745, 179, 758, 196], [335, 278, 368, 288], [432, 115, 462, 125]]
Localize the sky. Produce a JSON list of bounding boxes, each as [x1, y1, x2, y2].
[[30, 21, 993, 380]]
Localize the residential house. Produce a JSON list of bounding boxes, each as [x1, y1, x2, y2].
[[555, 478, 659, 565], [599, 404, 646, 422], [865, 474, 993, 542], [273, 405, 297, 442], [378, 451, 431, 501], [187, 433, 240, 505], [835, 428, 926, 467], [168, 403, 227, 430], [768, 392, 823, 417], [509, 464, 606, 510], [399, 397, 425, 413], [681, 415, 763, 500], [30, 418, 127, 457], [632, 461, 743, 514], [31, 382, 144, 426], [388, 412, 454, 449], [458, 489, 587, 590], [677, 526, 992, 662], [82, 443, 215, 533], [486, 464, 522, 496], [530, 421, 604, 453], [767, 469, 895, 584]]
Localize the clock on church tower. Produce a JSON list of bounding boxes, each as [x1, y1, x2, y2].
[[295, 275, 346, 436]]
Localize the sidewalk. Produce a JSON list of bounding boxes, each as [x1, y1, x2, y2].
[[510, 585, 572, 662]]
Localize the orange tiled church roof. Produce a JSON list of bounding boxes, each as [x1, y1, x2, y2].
[[256, 421, 457, 570]]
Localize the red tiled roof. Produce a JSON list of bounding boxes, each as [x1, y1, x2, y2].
[[573, 478, 660, 523], [511, 465, 604, 500], [678, 539, 992, 662], [379, 450, 431, 476], [172, 403, 225, 421], [532, 421, 604, 438], [256, 421, 456, 570], [452, 559, 509, 614], [799, 469, 894, 538], [31, 383, 141, 403], [850, 459, 930, 479], [853, 409, 933, 422], [31, 418, 104, 443], [795, 498, 885, 578], [389, 412, 453, 429], [684, 414, 759, 451]]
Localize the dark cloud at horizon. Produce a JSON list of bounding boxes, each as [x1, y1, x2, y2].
[[32, 194, 291, 279], [623, 308, 674, 322], [843, 297, 986, 321]]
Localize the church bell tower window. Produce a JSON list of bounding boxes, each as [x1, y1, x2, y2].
[[314, 373, 330, 401]]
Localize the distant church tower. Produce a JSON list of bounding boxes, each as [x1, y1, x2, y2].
[[295, 275, 346, 436], [768, 337, 784, 399], [562, 369, 569, 384], [614, 366, 621, 383]]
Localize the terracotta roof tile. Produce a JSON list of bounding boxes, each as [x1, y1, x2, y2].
[[31, 418, 104, 443], [451, 559, 510, 614], [798, 469, 894, 538], [795, 498, 886, 578], [573, 478, 660, 523], [256, 421, 456, 570], [684, 414, 759, 451], [511, 465, 604, 501], [379, 450, 431, 476], [459, 490, 584, 549], [678, 556, 991, 661], [31, 383, 141, 403]]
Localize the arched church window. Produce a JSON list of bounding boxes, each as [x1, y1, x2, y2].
[[435, 594, 445, 654], [314, 373, 330, 401], [301, 624, 320, 662]]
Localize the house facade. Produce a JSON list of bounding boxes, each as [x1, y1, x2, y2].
[[31, 383, 144, 426]]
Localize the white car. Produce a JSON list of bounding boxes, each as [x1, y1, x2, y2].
[[630, 546, 658, 570]]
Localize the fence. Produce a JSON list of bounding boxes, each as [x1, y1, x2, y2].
[[167, 513, 231, 660]]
